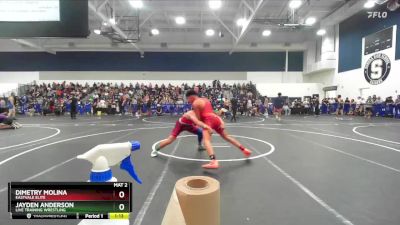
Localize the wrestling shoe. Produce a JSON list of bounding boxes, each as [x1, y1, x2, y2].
[[150, 149, 158, 158], [241, 148, 252, 157], [202, 160, 219, 169], [197, 145, 206, 151]]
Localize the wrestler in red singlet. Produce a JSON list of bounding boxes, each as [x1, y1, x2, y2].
[[186, 90, 252, 169], [151, 110, 210, 158], [198, 98, 225, 135], [170, 114, 200, 138]]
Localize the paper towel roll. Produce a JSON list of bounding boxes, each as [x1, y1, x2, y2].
[[161, 176, 220, 225]]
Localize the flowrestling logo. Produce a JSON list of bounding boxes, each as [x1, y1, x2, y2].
[[367, 11, 388, 18], [364, 53, 391, 85]]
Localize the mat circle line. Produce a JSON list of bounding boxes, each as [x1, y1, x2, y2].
[[153, 134, 275, 162], [142, 116, 265, 125], [1, 125, 398, 167], [352, 125, 400, 145], [0, 126, 61, 150], [21, 117, 139, 126]]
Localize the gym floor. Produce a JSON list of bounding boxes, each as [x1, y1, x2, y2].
[[1, 115, 400, 225]]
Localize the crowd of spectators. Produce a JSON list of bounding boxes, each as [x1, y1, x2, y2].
[[271, 95, 400, 118], [3, 82, 93, 116], [1, 80, 260, 117], [319, 95, 399, 117], [1, 80, 399, 119], [79, 80, 261, 116]]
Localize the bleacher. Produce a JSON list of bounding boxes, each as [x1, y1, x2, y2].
[[2, 80, 399, 119]]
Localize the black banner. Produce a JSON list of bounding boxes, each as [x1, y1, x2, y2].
[[11, 212, 112, 219]]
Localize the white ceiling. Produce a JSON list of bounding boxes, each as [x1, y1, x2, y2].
[[0, 0, 360, 53]]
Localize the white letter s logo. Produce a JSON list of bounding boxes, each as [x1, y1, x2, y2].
[[371, 59, 383, 79]]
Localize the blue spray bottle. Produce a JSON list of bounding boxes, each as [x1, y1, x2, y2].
[[77, 141, 142, 184]]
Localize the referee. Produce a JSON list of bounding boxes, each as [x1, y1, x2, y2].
[[70, 95, 77, 119], [230, 97, 238, 122]]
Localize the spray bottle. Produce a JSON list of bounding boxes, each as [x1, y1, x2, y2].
[[77, 141, 142, 184]]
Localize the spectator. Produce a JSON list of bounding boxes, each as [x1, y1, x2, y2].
[[355, 97, 362, 115], [365, 96, 373, 119], [395, 95, 400, 105], [273, 93, 284, 121], [156, 104, 163, 116], [375, 96, 383, 104], [303, 98, 310, 115], [246, 98, 252, 116], [8, 93, 16, 118], [385, 96, 394, 104], [313, 97, 320, 116], [395, 95, 400, 117], [0, 97, 7, 114], [239, 100, 245, 116], [283, 101, 291, 116], [263, 96, 269, 117], [230, 97, 238, 122], [146, 98, 152, 116], [348, 99, 355, 115], [328, 98, 335, 114]]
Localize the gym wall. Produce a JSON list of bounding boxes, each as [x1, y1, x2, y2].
[[0, 51, 302, 71], [336, 4, 400, 99], [339, 4, 400, 73], [0, 51, 317, 97]]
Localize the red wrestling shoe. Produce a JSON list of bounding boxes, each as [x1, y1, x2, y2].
[[202, 160, 219, 169], [242, 148, 252, 157]]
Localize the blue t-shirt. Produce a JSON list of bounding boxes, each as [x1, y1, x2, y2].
[[273, 97, 284, 108]]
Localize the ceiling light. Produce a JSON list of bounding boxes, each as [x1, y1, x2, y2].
[[262, 30, 271, 36], [316, 29, 326, 36], [205, 29, 215, 36], [236, 18, 247, 27], [364, 0, 375, 8], [289, 0, 302, 9], [109, 18, 116, 25], [175, 16, 186, 25], [94, 29, 101, 35], [305, 17, 316, 25], [129, 0, 143, 9], [102, 22, 108, 26], [151, 28, 159, 35], [209, 0, 222, 10]]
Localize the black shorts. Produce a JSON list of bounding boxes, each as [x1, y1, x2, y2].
[[0, 118, 13, 125]]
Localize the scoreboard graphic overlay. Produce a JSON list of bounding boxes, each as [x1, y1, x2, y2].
[[8, 182, 132, 219]]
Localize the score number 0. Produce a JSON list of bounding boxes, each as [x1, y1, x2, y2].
[[118, 191, 126, 211]]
